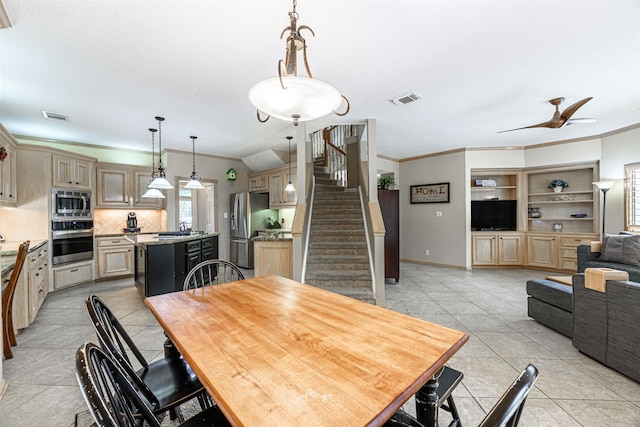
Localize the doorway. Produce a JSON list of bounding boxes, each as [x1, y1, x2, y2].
[[175, 178, 217, 233]]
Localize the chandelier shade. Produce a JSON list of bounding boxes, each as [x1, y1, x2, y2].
[[249, 76, 343, 123], [249, 0, 349, 126], [185, 179, 204, 190], [142, 188, 166, 199]]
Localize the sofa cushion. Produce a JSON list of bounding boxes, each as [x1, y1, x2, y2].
[[526, 279, 573, 312], [599, 234, 640, 266]]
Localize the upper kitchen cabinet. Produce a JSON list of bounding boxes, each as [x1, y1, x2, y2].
[[96, 163, 163, 209], [52, 153, 93, 189], [0, 125, 18, 205], [0, 143, 17, 204], [248, 171, 269, 193], [251, 164, 297, 208]]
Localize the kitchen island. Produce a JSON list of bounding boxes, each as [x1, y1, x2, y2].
[[127, 232, 219, 297]]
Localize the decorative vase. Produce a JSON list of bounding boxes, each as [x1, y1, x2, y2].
[[553, 186, 563, 193], [553, 223, 563, 232]]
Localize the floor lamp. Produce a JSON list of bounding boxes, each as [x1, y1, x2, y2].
[[593, 181, 616, 235]]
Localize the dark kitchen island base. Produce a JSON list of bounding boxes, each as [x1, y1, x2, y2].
[[130, 233, 219, 297]]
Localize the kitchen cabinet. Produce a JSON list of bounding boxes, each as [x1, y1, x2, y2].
[[248, 164, 297, 207], [0, 143, 17, 204], [558, 234, 598, 271], [134, 234, 219, 297], [96, 237, 134, 279], [52, 154, 92, 189], [27, 243, 49, 323], [53, 260, 94, 290], [254, 239, 293, 279], [472, 232, 524, 266], [96, 163, 163, 209], [248, 172, 269, 193]]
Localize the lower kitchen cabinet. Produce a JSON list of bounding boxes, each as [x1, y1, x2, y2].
[[27, 243, 49, 323], [472, 232, 523, 266], [134, 235, 219, 297], [53, 260, 94, 290], [253, 239, 293, 279], [96, 237, 134, 279], [526, 234, 558, 269]]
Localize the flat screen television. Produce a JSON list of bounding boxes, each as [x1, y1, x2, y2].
[[471, 200, 517, 231]]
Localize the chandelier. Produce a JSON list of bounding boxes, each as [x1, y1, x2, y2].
[[148, 116, 173, 189], [142, 128, 165, 199], [248, 0, 349, 126], [185, 135, 204, 190]]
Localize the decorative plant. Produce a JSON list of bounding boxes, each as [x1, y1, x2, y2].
[[548, 179, 568, 189], [378, 175, 395, 190]]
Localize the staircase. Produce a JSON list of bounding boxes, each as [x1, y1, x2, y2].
[[304, 160, 375, 303]]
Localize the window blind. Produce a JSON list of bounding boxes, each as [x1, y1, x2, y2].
[[625, 162, 640, 232]]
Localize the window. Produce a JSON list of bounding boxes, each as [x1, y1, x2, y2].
[[175, 178, 217, 233], [178, 185, 193, 231], [625, 162, 640, 232]]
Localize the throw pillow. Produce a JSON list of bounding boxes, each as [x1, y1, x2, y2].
[[599, 234, 640, 266]]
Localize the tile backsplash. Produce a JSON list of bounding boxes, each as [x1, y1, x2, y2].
[[94, 209, 167, 235]]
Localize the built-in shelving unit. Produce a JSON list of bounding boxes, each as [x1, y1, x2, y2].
[[470, 171, 520, 201], [526, 164, 598, 234]]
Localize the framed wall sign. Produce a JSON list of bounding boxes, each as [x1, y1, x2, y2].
[[410, 182, 450, 204]]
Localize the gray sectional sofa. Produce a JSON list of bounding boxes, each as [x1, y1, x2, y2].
[[577, 233, 640, 281]]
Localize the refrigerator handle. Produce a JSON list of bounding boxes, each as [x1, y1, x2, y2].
[[231, 194, 237, 231]]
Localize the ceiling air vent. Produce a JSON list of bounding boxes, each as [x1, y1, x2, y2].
[[391, 92, 422, 106], [41, 110, 69, 121]]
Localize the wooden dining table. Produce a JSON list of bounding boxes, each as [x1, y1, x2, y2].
[[145, 275, 468, 427]]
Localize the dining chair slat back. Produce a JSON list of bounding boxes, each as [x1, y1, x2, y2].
[[2, 240, 30, 360], [183, 259, 245, 290]]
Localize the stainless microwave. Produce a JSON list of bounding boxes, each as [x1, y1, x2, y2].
[[52, 188, 92, 219]]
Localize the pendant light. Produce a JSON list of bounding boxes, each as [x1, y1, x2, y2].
[[184, 135, 204, 190], [142, 128, 166, 199], [248, 0, 349, 126], [148, 116, 174, 189], [284, 136, 295, 193]]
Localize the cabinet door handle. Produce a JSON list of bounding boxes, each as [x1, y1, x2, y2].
[[112, 240, 121, 244], [70, 268, 79, 272]]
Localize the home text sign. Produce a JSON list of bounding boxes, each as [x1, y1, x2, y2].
[[410, 182, 450, 204]]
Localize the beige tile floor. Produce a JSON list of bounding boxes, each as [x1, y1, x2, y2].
[[1, 264, 640, 426]]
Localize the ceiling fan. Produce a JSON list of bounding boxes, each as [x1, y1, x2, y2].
[[498, 97, 596, 133]]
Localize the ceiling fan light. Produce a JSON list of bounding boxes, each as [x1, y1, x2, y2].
[[142, 188, 166, 199], [148, 176, 174, 189]]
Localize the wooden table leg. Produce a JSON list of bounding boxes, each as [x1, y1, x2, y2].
[[415, 367, 444, 427]]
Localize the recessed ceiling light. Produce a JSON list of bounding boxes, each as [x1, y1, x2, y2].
[[391, 92, 423, 106], [41, 110, 69, 121]]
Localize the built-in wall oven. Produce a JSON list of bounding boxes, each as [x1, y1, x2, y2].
[[51, 188, 94, 266], [51, 220, 94, 266]]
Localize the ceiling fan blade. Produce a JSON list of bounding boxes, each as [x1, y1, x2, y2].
[[566, 117, 598, 125], [561, 97, 593, 121], [497, 120, 557, 133]]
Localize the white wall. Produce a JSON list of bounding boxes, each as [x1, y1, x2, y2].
[[165, 150, 250, 260], [600, 127, 640, 233], [524, 138, 601, 168], [399, 151, 467, 267]]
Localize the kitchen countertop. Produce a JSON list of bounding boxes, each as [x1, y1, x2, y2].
[[95, 231, 163, 238], [125, 232, 220, 247], [1, 239, 48, 291]]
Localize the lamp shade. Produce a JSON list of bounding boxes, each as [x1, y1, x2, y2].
[[249, 76, 343, 123], [593, 181, 616, 191], [142, 188, 166, 199], [284, 182, 295, 193], [148, 176, 173, 189], [185, 179, 204, 190]]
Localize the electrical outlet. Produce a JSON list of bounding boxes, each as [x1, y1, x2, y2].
[[436, 211, 443, 217], [223, 212, 228, 218], [424, 249, 430, 256]]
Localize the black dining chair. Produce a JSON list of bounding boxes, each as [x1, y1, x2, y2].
[[387, 364, 538, 427], [85, 294, 211, 422], [183, 259, 245, 290], [75, 342, 231, 427]]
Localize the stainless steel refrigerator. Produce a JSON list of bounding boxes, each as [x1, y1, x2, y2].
[[230, 192, 277, 268]]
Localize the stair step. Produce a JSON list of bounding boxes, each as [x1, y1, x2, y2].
[[309, 287, 375, 304], [308, 222, 366, 231], [306, 280, 373, 292], [307, 248, 368, 256], [314, 194, 359, 202], [309, 240, 367, 248], [310, 229, 365, 236], [307, 253, 369, 263], [306, 262, 368, 271], [306, 270, 371, 280]]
